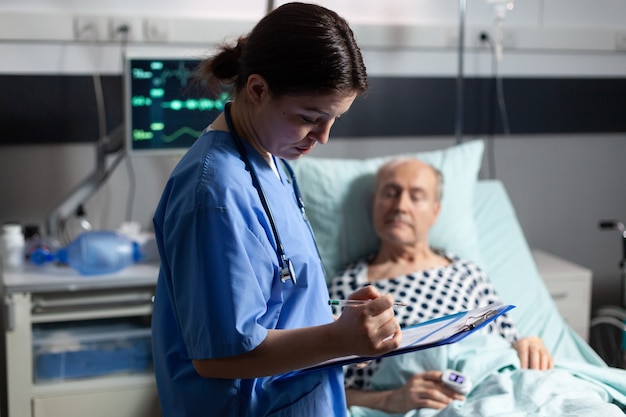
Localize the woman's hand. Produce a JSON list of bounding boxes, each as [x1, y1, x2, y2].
[[192, 286, 400, 379], [331, 286, 402, 357], [514, 336, 554, 370], [346, 371, 465, 413]]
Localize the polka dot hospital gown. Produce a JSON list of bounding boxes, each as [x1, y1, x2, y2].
[[328, 250, 520, 389]]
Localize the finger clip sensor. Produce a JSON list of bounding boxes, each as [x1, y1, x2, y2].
[[442, 369, 472, 395]]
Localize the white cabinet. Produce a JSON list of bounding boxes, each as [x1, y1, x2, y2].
[[32, 382, 161, 417], [1, 264, 160, 417], [532, 249, 593, 341]]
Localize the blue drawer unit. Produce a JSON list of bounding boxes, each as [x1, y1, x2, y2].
[[32, 319, 152, 382]]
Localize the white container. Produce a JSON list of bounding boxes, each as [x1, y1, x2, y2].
[[1, 223, 25, 269]]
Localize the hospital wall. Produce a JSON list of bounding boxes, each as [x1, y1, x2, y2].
[[0, 0, 625, 312]]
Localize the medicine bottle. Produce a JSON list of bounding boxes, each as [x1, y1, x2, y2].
[[31, 230, 143, 275], [1, 223, 25, 270]]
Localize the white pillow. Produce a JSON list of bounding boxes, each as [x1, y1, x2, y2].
[[290, 139, 484, 283]]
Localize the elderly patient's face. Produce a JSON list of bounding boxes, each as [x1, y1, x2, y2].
[[372, 160, 441, 248]]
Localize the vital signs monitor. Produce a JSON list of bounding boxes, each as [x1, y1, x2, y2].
[[124, 55, 228, 156]]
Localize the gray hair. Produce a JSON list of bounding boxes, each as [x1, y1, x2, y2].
[[374, 157, 444, 202]]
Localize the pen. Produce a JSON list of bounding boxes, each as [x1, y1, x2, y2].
[[328, 299, 408, 307]]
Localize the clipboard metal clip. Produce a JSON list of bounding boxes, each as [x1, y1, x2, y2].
[[459, 309, 497, 332]]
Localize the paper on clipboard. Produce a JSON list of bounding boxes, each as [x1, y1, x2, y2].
[[402, 302, 504, 347], [293, 302, 514, 375]]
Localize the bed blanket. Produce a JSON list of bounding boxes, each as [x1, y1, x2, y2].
[[349, 334, 626, 417]]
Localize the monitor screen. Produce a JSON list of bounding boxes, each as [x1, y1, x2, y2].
[[124, 56, 228, 155]]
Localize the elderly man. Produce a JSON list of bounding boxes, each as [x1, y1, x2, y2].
[[329, 157, 553, 413]]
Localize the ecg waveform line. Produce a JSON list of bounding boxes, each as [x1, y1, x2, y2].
[[132, 96, 152, 107], [131, 92, 229, 112], [161, 126, 204, 144], [161, 98, 226, 111], [151, 61, 196, 89]]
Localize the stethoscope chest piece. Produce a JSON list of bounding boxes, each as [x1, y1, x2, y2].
[[280, 258, 297, 285]]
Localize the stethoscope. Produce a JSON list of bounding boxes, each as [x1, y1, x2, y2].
[[224, 102, 323, 285]]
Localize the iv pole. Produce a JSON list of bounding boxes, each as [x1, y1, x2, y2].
[[455, 0, 466, 145]]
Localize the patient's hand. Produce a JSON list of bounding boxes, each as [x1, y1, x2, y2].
[[514, 336, 554, 370], [346, 371, 465, 413]]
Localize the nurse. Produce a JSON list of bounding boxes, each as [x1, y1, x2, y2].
[[151, 3, 402, 416]]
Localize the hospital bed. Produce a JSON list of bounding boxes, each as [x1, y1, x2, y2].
[[291, 139, 626, 416]]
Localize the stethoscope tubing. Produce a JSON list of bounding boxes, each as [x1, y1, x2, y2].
[[224, 102, 325, 284]]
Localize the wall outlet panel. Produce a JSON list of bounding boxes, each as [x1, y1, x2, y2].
[[74, 16, 108, 41], [144, 18, 169, 42], [109, 17, 142, 42]]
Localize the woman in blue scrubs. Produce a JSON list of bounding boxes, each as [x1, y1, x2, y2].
[[151, 3, 402, 416]]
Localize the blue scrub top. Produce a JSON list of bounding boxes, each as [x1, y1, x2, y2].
[[151, 129, 347, 416]]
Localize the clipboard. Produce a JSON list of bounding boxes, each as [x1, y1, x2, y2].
[[292, 302, 515, 375]]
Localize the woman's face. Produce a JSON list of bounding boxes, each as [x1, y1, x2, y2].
[[252, 90, 357, 160]]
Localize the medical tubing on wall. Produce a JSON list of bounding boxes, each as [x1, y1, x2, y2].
[[118, 33, 137, 224], [483, 32, 511, 136]]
